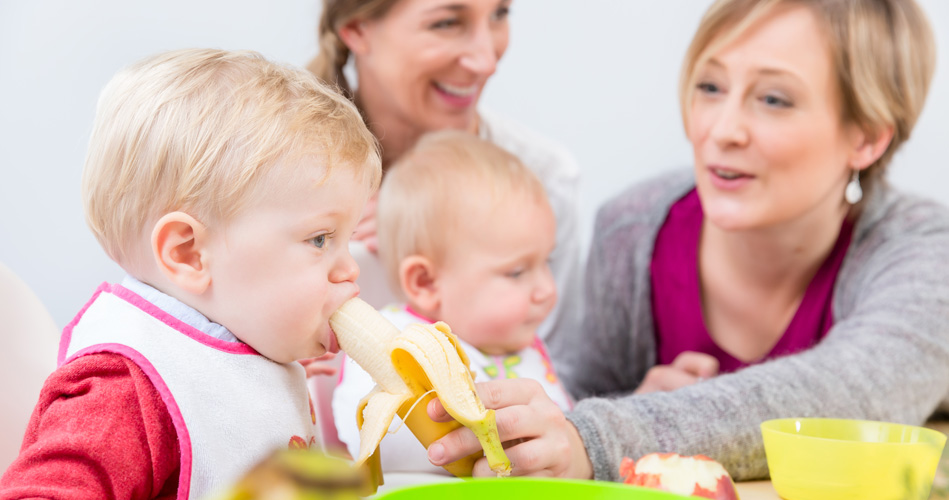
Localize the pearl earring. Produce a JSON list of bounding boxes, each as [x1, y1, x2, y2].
[[845, 170, 863, 205]]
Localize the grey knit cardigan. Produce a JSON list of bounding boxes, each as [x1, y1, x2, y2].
[[553, 170, 949, 481]]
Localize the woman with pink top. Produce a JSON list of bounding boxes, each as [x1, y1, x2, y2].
[[424, 0, 949, 482]]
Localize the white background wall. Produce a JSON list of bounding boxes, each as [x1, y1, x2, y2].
[[2, 1, 947, 328]]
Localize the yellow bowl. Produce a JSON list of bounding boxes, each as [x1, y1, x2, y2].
[[761, 418, 946, 500]]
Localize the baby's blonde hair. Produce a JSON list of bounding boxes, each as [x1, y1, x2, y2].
[[82, 48, 381, 268], [377, 130, 549, 298], [679, 0, 936, 198]]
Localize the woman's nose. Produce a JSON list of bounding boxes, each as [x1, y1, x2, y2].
[[458, 24, 503, 76], [708, 97, 750, 149]]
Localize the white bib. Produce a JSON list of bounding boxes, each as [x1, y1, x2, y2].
[[60, 283, 316, 499]]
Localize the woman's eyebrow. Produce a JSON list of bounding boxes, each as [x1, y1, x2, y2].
[[424, 3, 467, 14], [706, 56, 806, 85]]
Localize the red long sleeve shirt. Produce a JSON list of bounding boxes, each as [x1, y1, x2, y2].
[[0, 353, 180, 499]]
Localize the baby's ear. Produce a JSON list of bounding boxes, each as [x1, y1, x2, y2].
[[400, 255, 440, 313], [151, 212, 211, 295]]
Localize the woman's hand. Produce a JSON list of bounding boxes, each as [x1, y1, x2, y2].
[[634, 351, 719, 394], [425, 379, 594, 479], [298, 352, 339, 378], [351, 193, 379, 254]]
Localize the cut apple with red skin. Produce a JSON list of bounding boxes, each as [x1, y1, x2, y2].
[[620, 453, 739, 500]]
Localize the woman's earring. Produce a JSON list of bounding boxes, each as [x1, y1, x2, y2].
[[845, 170, 863, 205]]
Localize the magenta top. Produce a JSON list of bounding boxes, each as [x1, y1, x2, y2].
[[650, 189, 854, 374]]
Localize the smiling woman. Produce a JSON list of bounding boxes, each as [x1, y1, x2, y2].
[[306, 0, 582, 346]]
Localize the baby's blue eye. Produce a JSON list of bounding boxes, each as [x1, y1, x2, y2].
[[309, 234, 326, 248]]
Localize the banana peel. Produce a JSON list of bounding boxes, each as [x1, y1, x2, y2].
[[329, 298, 512, 483]]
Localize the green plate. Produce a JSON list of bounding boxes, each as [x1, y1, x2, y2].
[[375, 477, 693, 499]]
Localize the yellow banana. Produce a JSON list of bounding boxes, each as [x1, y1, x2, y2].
[[329, 297, 512, 481]]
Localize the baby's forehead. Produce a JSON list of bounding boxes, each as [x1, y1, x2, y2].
[[250, 159, 371, 203], [268, 150, 374, 183], [439, 181, 552, 234]]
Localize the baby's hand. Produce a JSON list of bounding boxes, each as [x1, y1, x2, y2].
[[634, 351, 719, 394], [298, 352, 338, 378], [351, 194, 379, 254]]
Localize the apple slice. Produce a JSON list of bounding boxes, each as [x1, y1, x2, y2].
[[620, 453, 739, 500]]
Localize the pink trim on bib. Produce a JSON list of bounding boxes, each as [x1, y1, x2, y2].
[[61, 282, 258, 366], [59, 282, 109, 366], [404, 306, 435, 323], [109, 284, 258, 355]]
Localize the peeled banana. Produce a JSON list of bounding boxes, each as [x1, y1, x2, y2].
[[329, 297, 512, 480]]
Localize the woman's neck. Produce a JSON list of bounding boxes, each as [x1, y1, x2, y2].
[[701, 199, 850, 298], [354, 88, 480, 170], [354, 90, 422, 169]]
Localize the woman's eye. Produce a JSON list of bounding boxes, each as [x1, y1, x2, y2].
[[492, 6, 510, 22], [309, 234, 327, 249], [762, 94, 792, 108], [431, 17, 461, 29], [697, 81, 721, 94]]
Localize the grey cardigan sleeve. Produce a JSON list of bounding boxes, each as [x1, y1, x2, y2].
[[561, 176, 949, 482]]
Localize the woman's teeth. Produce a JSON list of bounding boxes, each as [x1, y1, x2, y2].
[[712, 168, 744, 180], [436, 82, 478, 97]]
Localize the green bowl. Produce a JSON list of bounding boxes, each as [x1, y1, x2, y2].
[[375, 477, 694, 499]]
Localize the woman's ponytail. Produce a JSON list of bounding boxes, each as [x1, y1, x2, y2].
[[306, 0, 398, 97]]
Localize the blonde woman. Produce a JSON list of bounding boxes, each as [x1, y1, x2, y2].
[[425, 0, 949, 481], [307, 0, 581, 343]]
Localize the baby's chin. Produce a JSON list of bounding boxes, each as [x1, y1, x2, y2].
[[260, 345, 323, 365], [476, 332, 536, 355]]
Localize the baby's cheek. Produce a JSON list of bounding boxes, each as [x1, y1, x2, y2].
[[486, 308, 531, 342]]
